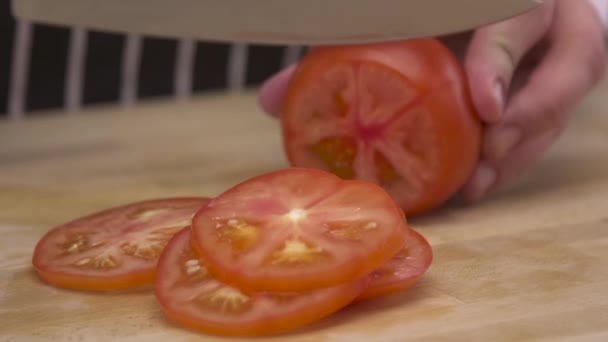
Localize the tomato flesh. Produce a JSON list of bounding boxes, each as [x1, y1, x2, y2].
[[308, 137, 357, 179], [281, 39, 482, 216], [355, 227, 433, 302], [154, 227, 368, 337], [190, 168, 408, 293], [32, 197, 210, 291]]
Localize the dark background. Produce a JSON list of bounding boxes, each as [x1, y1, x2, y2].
[[0, 0, 298, 115]]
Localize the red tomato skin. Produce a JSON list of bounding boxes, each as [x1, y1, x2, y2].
[[32, 265, 155, 292], [190, 167, 409, 293], [354, 227, 433, 302], [281, 39, 482, 216], [154, 227, 369, 337], [32, 197, 211, 291]]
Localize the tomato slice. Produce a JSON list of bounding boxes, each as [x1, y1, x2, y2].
[[154, 227, 368, 337], [32, 197, 210, 291], [280, 39, 482, 216], [355, 227, 433, 302], [190, 167, 407, 293]]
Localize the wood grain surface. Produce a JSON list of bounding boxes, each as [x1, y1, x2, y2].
[[1, 79, 608, 341]]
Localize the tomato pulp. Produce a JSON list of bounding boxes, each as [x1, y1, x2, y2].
[[190, 168, 408, 293], [32, 197, 210, 291], [281, 39, 482, 215], [154, 227, 368, 337]]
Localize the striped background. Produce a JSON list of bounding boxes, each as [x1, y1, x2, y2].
[[0, 0, 305, 118], [5, 1, 605, 120]]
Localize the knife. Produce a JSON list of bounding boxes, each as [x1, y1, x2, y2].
[[11, 0, 541, 45]]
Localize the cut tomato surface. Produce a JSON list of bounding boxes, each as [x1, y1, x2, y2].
[[281, 39, 482, 216], [355, 227, 433, 302], [32, 197, 210, 291], [155, 227, 368, 337], [190, 167, 408, 293]]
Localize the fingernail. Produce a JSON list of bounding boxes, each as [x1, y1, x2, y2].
[[493, 79, 506, 120], [489, 126, 522, 161], [470, 164, 497, 201]]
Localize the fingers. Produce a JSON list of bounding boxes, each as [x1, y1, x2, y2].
[[461, 129, 562, 202], [464, 1, 555, 123], [461, 0, 607, 201], [258, 65, 297, 117], [484, 0, 607, 163]]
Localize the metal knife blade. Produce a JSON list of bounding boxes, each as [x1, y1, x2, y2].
[[12, 0, 541, 45]]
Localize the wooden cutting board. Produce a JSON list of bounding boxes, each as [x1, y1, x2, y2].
[[1, 82, 608, 341]]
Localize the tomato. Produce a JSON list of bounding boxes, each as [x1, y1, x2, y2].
[[280, 39, 482, 216], [355, 227, 433, 302], [190, 167, 407, 293], [154, 227, 368, 337], [32, 197, 210, 291]]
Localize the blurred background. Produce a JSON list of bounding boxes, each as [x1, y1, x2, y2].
[[0, 0, 306, 117]]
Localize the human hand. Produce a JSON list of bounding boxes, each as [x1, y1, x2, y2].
[[258, 0, 607, 202]]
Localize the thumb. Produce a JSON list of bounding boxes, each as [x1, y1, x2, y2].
[[464, 1, 555, 123], [258, 65, 297, 117]]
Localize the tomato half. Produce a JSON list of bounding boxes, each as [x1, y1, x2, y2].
[[355, 227, 433, 302], [190, 167, 407, 293], [280, 39, 482, 216], [32, 197, 210, 291], [154, 227, 367, 337]]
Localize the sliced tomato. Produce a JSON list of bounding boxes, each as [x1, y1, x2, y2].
[[154, 227, 367, 337], [355, 227, 433, 302], [32, 197, 210, 291], [190, 167, 407, 293], [280, 39, 482, 216]]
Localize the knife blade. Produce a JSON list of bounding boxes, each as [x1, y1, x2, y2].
[[12, 0, 541, 45]]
